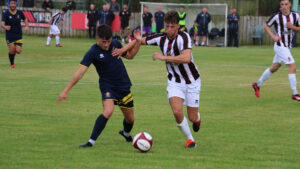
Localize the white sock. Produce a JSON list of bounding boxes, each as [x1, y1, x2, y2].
[[88, 139, 95, 145], [122, 38, 125, 43], [201, 42, 205, 45], [257, 68, 272, 87], [176, 116, 194, 141], [55, 36, 60, 45], [288, 74, 298, 95], [122, 130, 130, 137], [195, 42, 199, 45], [46, 36, 51, 45], [197, 112, 201, 122], [128, 38, 132, 43]]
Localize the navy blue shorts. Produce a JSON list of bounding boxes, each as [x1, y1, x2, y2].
[[100, 87, 134, 109], [6, 39, 23, 46], [198, 27, 208, 36]]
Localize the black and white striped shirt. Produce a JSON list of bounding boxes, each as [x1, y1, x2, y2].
[[266, 11, 300, 48], [51, 12, 64, 26], [146, 31, 200, 84]]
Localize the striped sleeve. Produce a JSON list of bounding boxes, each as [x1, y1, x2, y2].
[[52, 12, 59, 18], [296, 13, 300, 26], [266, 13, 278, 27], [145, 33, 165, 46], [179, 31, 192, 50]]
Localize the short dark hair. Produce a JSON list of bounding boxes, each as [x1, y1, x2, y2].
[[62, 7, 68, 12], [97, 24, 112, 39], [280, 0, 291, 2], [10, 0, 17, 2], [164, 11, 179, 24]]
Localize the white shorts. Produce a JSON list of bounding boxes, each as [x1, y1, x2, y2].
[[273, 44, 295, 65], [167, 78, 201, 107], [49, 25, 60, 35]]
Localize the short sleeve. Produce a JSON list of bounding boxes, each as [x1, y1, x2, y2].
[[266, 14, 277, 27], [145, 33, 164, 46], [80, 49, 94, 67], [296, 13, 300, 26], [179, 32, 192, 50], [2, 11, 7, 22]]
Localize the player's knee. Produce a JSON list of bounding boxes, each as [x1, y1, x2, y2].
[[102, 110, 113, 119], [172, 109, 182, 116], [126, 116, 134, 123], [16, 49, 22, 54]]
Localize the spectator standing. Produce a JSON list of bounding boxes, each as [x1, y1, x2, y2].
[[66, 0, 76, 10], [228, 8, 240, 47], [87, 4, 98, 38], [154, 6, 165, 33], [178, 6, 187, 32], [196, 8, 211, 46], [23, 0, 34, 7], [119, 4, 131, 43], [109, 0, 120, 13], [42, 0, 54, 11], [98, 4, 115, 27], [142, 6, 153, 37]]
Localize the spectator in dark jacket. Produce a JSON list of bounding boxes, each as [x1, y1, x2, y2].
[[87, 4, 98, 38], [42, 0, 54, 11], [227, 8, 240, 47], [195, 8, 211, 46], [98, 4, 115, 27], [23, 0, 34, 7], [109, 0, 120, 13], [66, 0, 76, 10]]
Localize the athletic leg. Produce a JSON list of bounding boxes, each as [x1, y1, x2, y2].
[[169, 97, 195, 148], [119, 107, 134, 142], [8, 43, 16, 67], [79, 100, 114, 148]]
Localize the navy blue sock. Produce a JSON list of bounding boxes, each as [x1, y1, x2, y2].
[[8, 53, 15, 65], [90, 114, 108, 141], [123, 119, 133, 133]]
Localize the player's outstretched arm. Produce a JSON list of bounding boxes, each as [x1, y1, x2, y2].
[[57, 65, 88, 103], [112, 30, 142, 59], [62, 20, 67, 32], [264, 24, 281, 42], [152, 49, 192, 64]]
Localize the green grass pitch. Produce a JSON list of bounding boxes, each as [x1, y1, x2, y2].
[[0, 34, 300, 169]]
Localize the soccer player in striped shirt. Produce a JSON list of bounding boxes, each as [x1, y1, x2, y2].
[[1, 0, 28, 68], [46, 7, 67, 47], [134, 11, 201, 148], [252, 0, 300, 101]]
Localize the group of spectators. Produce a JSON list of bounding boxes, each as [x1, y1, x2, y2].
[[87, 0, 132, 43], [141, 6, 240, 47], [5, 0, 76, 11]]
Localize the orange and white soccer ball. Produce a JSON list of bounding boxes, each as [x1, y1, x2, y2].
[[132, 132, 153, 152]]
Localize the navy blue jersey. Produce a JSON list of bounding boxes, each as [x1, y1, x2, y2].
[[1, 10, 25, 41], [80, 39, 131, 89], [154, 11, 165, 27]]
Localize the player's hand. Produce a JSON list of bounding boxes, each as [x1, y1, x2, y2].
[[64, 27, 67, 32], [133, 30, 142, 41], [152, 52, 164, 61], [273, 36, 281, 42], [57, 91, 68, 103], [5, 26, 11, 31], [287, 22, 294, 29], [25, 26, 29, 31], [112, 47, 124, 59]]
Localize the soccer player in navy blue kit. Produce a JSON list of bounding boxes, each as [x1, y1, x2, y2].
[[57, 24, 142, 148], [1, 0, 28, 68]]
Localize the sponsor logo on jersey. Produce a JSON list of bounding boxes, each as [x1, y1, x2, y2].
[[99, 54, 104, 58]]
